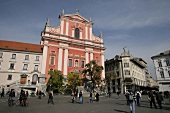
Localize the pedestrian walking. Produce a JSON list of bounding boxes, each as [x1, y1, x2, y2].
[[89, 92, 93, 103], [128, 90, 135, 113], [38, 91, 42, 99], [95, 92, 99, 102], [156, 91, 163, 109], [79, 90, 83, 104], [148, 90, 157, 109], [1, 88, 5, 97], [125, 90, 130, 105], [48, 90, 54, 105], [136, 91, 141, 106]]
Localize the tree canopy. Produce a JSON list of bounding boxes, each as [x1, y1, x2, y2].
[[67, 72, 82, 91], [82, 60, 103, 90], [47, 69, 64, 92]]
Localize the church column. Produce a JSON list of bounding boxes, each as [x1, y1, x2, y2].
[[85, 51, 89, 64], [101, 52, 105, 80], [72, 28, 75, 37], [89, 25, 92, 40], [85, 25, 88, 40], [80, 31, 82, 39], [58, 47, 63, 71], [63, 48, 68, 76], [90, 52, 93, 61], [66, 20, 69, 35], [41, 41, 48, 75], [60, 19, 64, 34]]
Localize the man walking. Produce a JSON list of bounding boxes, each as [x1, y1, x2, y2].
[[128, 90, 135, 113], [156, 91, 163, 109], [148, 90, 157, 109]]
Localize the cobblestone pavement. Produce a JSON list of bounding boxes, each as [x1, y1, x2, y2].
[[0, 94, 169, 113]]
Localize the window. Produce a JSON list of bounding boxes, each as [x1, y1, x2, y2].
[[34, 65, 38, 71], [81, 61, 84, 68], [7, 75, 12, 80], [168, 71, 170, 77], [158, 61, 162, 67], [125, 70, 130, 75], [25, 55, 29, 60], [12, 54, 16, 59], [75, 60, 78, 67], [50, 56, 55, 65], [68, 59, 72, 67], [9, 63, 15, 69], [75, 28, 79, 39], [160, 71, 164, 78], [23, 64, 28, 70], [32, 74, 38, 85], [0, 52, 3, 58], [36, 56, 40, 61], [166, 59, 170, 66], [124, 63, 129, 67]]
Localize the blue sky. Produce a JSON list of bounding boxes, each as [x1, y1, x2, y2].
[[0, 0, 170, 79]]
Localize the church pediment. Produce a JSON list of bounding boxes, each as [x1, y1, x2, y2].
[[64, 14, 91, 23]]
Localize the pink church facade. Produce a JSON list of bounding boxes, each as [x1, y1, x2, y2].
[[41, 11, 105, 82]]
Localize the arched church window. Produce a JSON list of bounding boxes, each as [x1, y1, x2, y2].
[[75, 28, 79, 39], [75, 60, 78, 67]]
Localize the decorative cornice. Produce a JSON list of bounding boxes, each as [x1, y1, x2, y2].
[[42, 35, 106, 50]]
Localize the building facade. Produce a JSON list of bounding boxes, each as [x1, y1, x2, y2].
[[151, 50, 170, 92], [105, 49, 147, 93], [0, 40, 45, 93], [41, 10, 105, 82]]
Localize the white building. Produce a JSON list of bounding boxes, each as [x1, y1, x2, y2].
[[0, 40, 46, 94], [105, 49, 147, 93], [151, 50, 170, 92]]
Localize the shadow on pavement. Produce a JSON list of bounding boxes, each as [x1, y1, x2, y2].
[[114, 109, 129, 113]]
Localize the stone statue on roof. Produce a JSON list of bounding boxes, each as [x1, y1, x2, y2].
[[76, 9, 79, 14]]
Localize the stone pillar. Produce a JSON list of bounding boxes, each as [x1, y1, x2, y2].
[[101, 53, 105, 79], [60, 19, 64, 34], [72, 28, 74, 37], [90, 52, 93, 61], [41, 41, 48, 75], [58, 47, 63, 71], [89, 26, 92, 40], [63, 48, 68, 76], [80, 31, 82, 39], [66, 20, 69, 35], [85, 25, 88, 40], [85, 51, 89, 64]]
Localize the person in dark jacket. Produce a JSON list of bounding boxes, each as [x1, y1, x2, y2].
[[79, 90, 83, 104], [95, 92, 99, 102], [148, 90, 157, 109], [156, 91, 164, 109]]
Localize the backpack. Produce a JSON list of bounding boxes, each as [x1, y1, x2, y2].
[[129, 94, 133, 101]]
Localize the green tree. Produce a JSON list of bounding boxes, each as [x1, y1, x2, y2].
[[67, 72, 82, 91], [47, 69, 64, 93], [82, 60, 103, 91]]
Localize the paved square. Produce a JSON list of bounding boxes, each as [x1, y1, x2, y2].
[[0, 94, 169, 113]]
